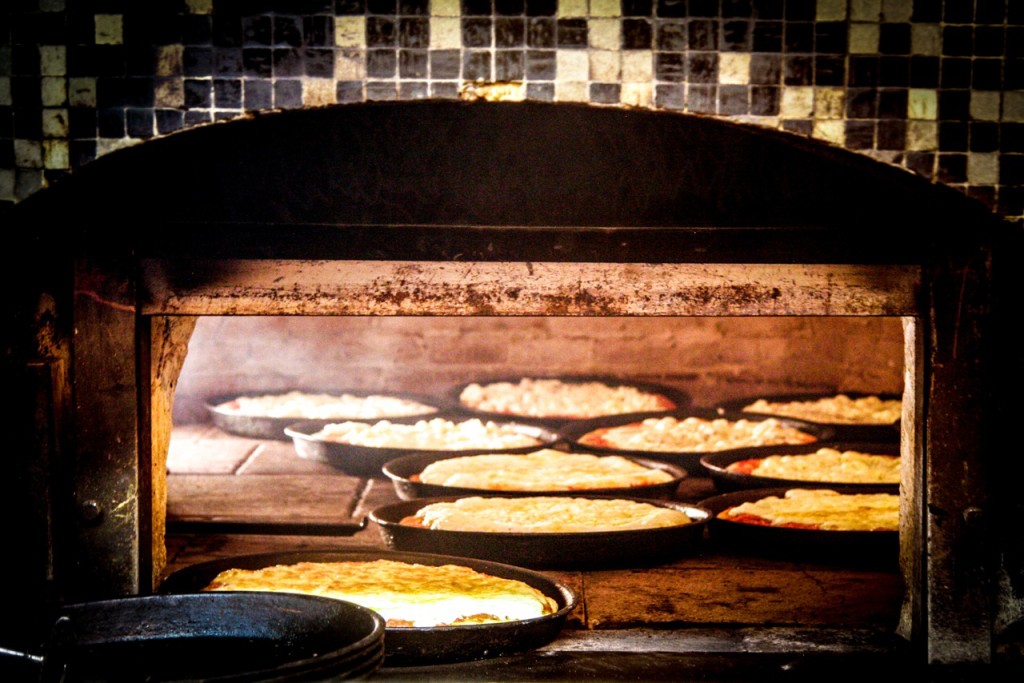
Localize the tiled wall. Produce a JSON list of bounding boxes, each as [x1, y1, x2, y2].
[[2, 0, 1022, 223]]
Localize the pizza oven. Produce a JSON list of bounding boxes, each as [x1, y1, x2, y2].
[[2, 100, 1020, 678]]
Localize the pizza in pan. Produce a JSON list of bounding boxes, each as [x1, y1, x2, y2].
[[413, 449, 675, 491], [741, 394, 902, 425], [458, 377, 677, 419], [203, 559, 558, 627], [400, 496, 693, 533], [578, 416, 818, 453], [718, 489, 899, 532], [309, 417, 543, 450], [216, 390, 438, 420], [725, 447, 900, 484]]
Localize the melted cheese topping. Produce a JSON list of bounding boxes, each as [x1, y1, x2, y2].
[[203, 559, 558, 627], [403, 496, 693, 533], [416, 449, 674, 491], [310, 418, 542, 450], [459, 378, 676, 419], [217, 391, 438, 419], [579, 416, 817, 453], [741, 394, 902, 425], [721, 489, 899, 531], [727, 448, 900, 484]]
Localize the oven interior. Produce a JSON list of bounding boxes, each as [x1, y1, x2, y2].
[[2, 101, 1020, 676]]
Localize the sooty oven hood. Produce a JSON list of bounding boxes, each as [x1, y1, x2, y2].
[[2, 101, 1020, 673]]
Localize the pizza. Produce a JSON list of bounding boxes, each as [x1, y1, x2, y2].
[[740, 394, 902, 425], [724, 447, 900, 484], [215, 390, 438, 419], [202, 559, 558, 627], [718, 489, 899, 531], [413, 448, 675, 491], [458, 377, 677, 419], [308, 417, 543, 450], [578, 416, 818, 453], [400, 496, 693, 533]]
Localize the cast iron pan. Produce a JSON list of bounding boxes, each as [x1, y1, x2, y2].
[[0, 592, 385, 682], [447, 374, 692, 430], [160, 548, 578, 668], [204, 389, 449, 441], [284, 419, 562, 477], [369, 495, 711, 569], [558, 409, 835, 475], [381, 449, 687, 501], [698, 486, 899, 567], [716, 391, 903, 443], [699, 442, 901, 493]]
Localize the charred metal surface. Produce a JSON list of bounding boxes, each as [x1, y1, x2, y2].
[[140, 260, 921, 317]]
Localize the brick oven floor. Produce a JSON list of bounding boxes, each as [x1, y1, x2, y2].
[[163, 424, 913, 680]]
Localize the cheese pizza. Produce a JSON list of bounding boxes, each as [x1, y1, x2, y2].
[[216, 390, 438, 419], [724, 447, 900, 484], [718, 489, 899, 531], [309, 417, 543, 450], [203, 559, 558, 627], [458, 377, 677, 419], [578, 416, 818, 453], [413, 449, 675, 491], [741, 394, 901, 425], [401, 496, 693, 533]]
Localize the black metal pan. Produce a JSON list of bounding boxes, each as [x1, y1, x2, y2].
[[204, 389, 449, 441], [447, 374, 692, 430], [699, 442, 901, 493], [369, 495, 711, 569], [698, 486, 899, 567], [0, 592, 385, 682], [558, 409, 835, 475], [716, 391, 903, 443], [381, 449, 687, 501], [160, 548, 578, 668], [284, 418, 562, 477]]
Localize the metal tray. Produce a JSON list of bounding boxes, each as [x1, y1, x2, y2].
[[284, 418, 562, 477], [204, 389, 449, 441], [0, 592, 385, 682], [558, 409, 835, 475], [159, 548, 578, 668], [369, 495, 710, 569], [716, 391, 902, 443], [447, 374, 692, 430], [698, 486, 899, 566], [699, 442, 901, 493], [381, 450, 687, 501]]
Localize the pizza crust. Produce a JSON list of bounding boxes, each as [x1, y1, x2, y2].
[[579, 416, 818, 453], [459, 378, 677, 419], [719, 489, 899, 531]]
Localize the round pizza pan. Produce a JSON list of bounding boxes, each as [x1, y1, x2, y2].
[[699, 441, 901, 493], [716, 391, 903, 443], [446, 374, 692, 430], [369, 495, 711, 569], [204, 389, 450, 441], [284, 419, 562, 478], [381, 449, 687, 501], [557, 409, 835, 475], [11, 592, 386, 682], [698, 486, 899, 566], [159, 548, 578, 668]]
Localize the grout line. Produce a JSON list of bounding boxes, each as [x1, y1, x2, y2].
[[234, 443, 264, 475]]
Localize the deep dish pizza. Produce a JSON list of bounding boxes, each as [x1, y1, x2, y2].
[[718, 489, 899, 531], [308, 418, 543, 450], [458, 377, 677, 419], [202, 559, 558, 627], [578, 416, 818, 453], [413, 449, 676, 491], [740, 394, 902, 425], [400, 496, 693, 533], [215, 390, 438, 419], [724, 447, 900, 484]]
